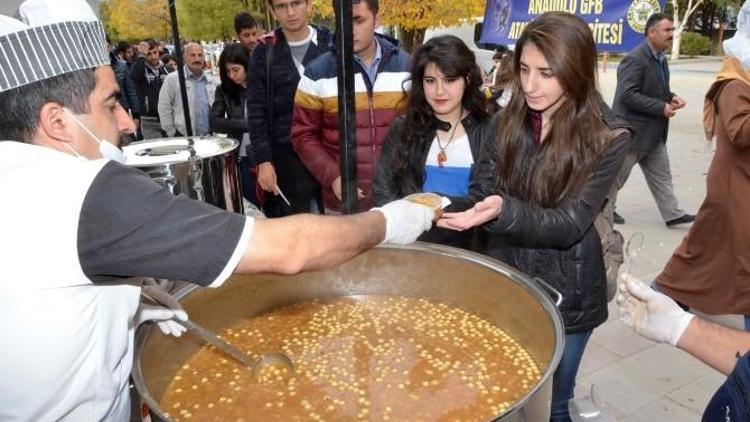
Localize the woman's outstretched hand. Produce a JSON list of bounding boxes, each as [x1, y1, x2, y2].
[[436, 195, 504, 231]]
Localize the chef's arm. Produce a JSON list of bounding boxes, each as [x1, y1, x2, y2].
[[677, 318, 750, 375], [235, 200, 434, 275], [236, 212, 384, 274], [618, 274, 750, 375]]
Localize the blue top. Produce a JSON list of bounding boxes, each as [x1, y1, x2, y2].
[[354, 38, 383, 86], [188, 67, 211, 136], [422, 133, 474, 196]]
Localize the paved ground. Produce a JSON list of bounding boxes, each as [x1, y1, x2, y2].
[[574, 58, 733, 421]]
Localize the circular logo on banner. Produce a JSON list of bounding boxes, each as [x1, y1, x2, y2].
[[492, 0, 512, 32], [627, 0, 661, 33]]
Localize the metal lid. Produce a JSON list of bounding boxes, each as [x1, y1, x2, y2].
[[122, 137, 238, 166]]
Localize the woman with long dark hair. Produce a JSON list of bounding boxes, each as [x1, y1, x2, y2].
[[373, 35, 493, 249], [210, 43, 258, 206], [438, 13, 632, 421]]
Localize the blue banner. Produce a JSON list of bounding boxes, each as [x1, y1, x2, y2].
[[480, 0, 666, 52]]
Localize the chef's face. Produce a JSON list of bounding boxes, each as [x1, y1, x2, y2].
[[64, 67, 136, 159]]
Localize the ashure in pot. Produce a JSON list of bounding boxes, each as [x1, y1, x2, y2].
[[133, 243, 565, 421]]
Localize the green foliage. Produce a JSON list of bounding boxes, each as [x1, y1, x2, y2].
[[680, 31, 713, 56], [102, 0, 170, 42], [103, 0, 268, 42], [177, 0, 249, 41], [99, 2, 118, 40]]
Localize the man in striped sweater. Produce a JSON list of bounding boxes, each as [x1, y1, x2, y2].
[[291, 0, 411, 212]]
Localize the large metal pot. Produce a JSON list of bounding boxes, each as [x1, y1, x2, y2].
[[123, 136, 243, 213], [132, 243, 565, 421]]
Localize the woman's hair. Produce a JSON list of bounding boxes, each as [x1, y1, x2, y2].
[[390, 35, 489, 194], [493, 50, 514, 90], [496, 12, 610, 207], [218, 43, 249, 101]]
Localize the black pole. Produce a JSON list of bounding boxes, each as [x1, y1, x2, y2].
[[167, 0, 193, 137], [334, 0, 357, 214]]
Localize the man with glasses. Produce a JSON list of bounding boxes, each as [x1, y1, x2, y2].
[[247, 0, 333, 217]]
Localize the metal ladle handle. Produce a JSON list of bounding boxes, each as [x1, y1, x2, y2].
[[140, 291, 294, 379], [173, 318, 257, 369], [174, 319, 295, 381]]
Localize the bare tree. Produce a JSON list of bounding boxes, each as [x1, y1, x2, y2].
[[671, 0, 706, 59]]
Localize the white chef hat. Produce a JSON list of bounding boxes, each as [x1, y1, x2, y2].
[[724, 1, 750, 68], [0, 0, 109, 93]]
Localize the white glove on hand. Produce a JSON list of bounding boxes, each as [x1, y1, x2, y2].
[[616, 274, 694, 346], [372, 199, 435, 245], [136, 281, 189, 337]]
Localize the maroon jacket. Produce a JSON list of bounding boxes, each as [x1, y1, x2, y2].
[[291, 35, 410, 211]]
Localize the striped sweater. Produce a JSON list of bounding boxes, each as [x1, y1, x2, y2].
[[291, 34, 411, 211]]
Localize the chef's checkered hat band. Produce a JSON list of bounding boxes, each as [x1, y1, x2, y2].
[[0, 0, 109, 93]]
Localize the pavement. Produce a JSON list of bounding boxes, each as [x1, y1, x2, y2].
[[573, 57, 733, 421]]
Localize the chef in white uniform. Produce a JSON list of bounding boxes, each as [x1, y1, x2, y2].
[[0, 1, 436, 420]]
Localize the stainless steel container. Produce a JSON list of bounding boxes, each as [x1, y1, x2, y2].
[[123, 136, 243, 213], [132, 243, 565, 421]]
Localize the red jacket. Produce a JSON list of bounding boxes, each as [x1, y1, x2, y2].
[[291, 35, 410, 211]]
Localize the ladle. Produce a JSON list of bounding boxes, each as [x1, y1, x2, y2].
[[140, 292, 294, 381]]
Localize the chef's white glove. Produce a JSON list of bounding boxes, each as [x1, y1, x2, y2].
[[372, 199, 435, 245], [616, 274, 694, 346], [136, 280, 189, 337]]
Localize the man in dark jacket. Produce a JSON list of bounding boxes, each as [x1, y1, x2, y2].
[[246, 0, 333, 217], [291, 0, 411, 213], [131, 39, 169, 139], [235, 12, 261, 52], [611, 13, 694, 228], [112, 41, 140, 143]]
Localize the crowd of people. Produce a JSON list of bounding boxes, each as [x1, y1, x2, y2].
[[1, 0, 749, 420]]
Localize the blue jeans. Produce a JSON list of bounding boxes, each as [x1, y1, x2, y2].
[[550, 331, 593, 422]]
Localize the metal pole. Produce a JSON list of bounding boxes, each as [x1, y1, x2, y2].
[[167, 0, 193, 137], [334, 0, 358, 214]]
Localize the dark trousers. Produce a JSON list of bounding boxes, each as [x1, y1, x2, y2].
[[262, 145, 321, 218], [238, 157, 260, 208]]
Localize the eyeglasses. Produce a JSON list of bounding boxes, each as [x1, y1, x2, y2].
[[272, 0, 305, 12]]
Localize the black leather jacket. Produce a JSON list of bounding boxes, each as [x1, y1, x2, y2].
[[210, 86, 248, 156], [470, 107, 631, 333], [373, 113, 494, 249]]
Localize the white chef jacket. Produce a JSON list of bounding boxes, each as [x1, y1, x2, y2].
[[0, 141, 253, 421]]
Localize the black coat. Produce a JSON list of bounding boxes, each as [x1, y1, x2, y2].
[[612, 41, 675, 153], [210, 86, 248, 154], [373, 113, 494, 249], [246, 25, 334, 165], [470, 107, 631, 334], [112, 58, 140, 118], [131, 59, 169, 119]]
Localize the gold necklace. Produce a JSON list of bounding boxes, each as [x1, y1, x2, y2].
[[436, 111, 462, 168]]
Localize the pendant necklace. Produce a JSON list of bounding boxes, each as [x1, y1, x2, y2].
[[436, 110, 462, 168]]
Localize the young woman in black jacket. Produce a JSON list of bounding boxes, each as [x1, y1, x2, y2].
[[210, 43, 258, 206], [438, 13, 631, 422], [373, 35, 492, 250]]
